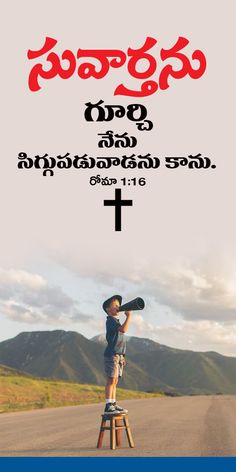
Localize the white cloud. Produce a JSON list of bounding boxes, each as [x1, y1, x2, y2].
[[143, 262, 236, 323], [88, 252, 236, 324], [0, 268, 93, 325], [53, 249, 236, 323]]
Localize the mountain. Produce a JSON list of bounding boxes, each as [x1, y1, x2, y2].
[[0, 330, 105, 385], [0, 330, 171, 392], [91, 334, 107, 345], [126, 337, 236, 394], [0, 330, 236, 394], [92, 334, 236, 394]]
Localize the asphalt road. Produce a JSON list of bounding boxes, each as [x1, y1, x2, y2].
[[1, 395, 236, 456]]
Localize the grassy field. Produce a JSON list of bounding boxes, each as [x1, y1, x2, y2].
[[0, 365, 164, 414]]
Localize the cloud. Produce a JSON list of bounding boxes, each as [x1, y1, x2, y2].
[[129, 313, 236, 356], [64, 250, 236, 324], [0, 268, 93, 325], [142, 260, 236, 323]]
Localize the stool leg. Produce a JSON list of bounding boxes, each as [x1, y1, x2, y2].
[[115, 418, 121, 447], [97, 418, 106, 448], [110, 416, 116, 450], [123, 416, 135, 448]]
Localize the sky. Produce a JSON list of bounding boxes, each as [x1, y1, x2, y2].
[[1, 1, 236, 357], [1, 244, 236, 356]]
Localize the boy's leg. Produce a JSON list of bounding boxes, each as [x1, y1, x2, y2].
[[113, 358, 128, 412], [104, 376, 117, 412], [105, 376, 116, 400], [104, 355, 126, 410], [104, 355, 119, 401], [113, 377, 119, 401]]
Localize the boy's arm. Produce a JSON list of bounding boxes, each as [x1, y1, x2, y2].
[[118, 311, 131, 333]]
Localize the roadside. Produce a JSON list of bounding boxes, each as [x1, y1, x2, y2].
[[0, 372, 164, 414]]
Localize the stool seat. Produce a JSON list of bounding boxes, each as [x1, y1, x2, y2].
[[97, 412, 135, 450], [102, 412, 126, 420]]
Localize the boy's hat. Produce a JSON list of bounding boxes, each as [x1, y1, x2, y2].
[[102, 294, 122, 313]]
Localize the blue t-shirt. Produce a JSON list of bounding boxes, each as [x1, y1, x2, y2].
[[104, 315, 126, 357]]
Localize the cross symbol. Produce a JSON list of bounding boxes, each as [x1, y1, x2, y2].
[[104, 188, 133, 231]]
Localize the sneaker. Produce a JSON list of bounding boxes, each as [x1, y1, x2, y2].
[[113, 402, 128, 413], [104, 402, 117, 414]]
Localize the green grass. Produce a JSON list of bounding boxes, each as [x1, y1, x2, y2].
[[0, 372, 164, 414]]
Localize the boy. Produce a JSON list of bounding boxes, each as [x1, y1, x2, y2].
[[102, 294, 131, 413]]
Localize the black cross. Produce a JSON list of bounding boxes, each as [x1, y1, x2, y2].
[[104, 188, 133, 231]]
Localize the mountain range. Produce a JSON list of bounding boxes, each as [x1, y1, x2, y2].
[[0, 330, 236, 395]]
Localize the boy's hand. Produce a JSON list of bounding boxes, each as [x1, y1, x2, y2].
[[125, 311, 132, 317]]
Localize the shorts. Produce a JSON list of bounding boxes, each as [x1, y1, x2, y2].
[[104, 354, 125, 378]]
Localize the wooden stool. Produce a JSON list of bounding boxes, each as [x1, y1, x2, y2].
[[97, 412, 135, 450]]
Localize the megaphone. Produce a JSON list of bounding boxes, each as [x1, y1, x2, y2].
[[119, 297, 145, 312]]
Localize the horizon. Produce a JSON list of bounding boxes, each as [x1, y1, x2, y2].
[[1, 327, 235, 359]]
